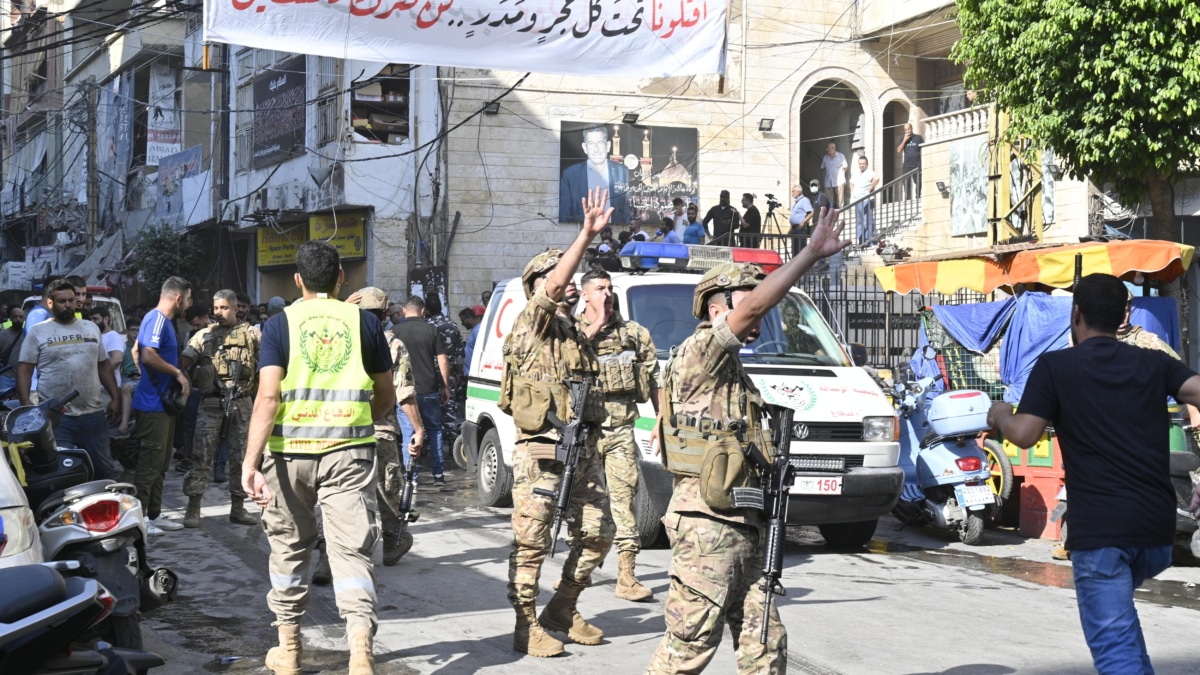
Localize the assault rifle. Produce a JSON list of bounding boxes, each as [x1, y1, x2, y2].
[[743, 403, 795, 645], [395, 465, 419, 557], [531, 379, 593, 557], [218, 358, 243, 442]]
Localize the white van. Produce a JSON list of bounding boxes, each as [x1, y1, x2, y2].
[[463, 243, 904, 549]]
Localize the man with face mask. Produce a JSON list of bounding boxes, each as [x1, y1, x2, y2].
[[17, 279, 121, 479], [576, 269, 660, 602], [178, 289, 261, 528], [645, 204, 847, 674], [501, 188, 614, 658]]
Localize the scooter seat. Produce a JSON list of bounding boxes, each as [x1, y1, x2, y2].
[[1170, 451, 1200, 478], [36, 480, 116, 521], [0, 565, 66, 623]]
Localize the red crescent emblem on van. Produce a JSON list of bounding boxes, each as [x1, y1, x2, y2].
[[495, 298, 513, 339]]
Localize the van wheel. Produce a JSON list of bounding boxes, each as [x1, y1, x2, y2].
[[634, 478, 667, 549], [818, 520, 877, 551], [477, 428, 513, 507]]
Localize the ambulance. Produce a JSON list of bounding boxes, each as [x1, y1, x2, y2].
[[462, 243, 904, 549]]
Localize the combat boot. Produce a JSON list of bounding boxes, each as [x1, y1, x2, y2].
[[264, 623, 302, 675], [182, 496, 202, 529], [229, 498, 258, 525], [513, 603, 564, 657], [539, 579, 603, 645], [347, 627, 375, 674], [312, 540, 332, 586], [614, 551, 653, 602]]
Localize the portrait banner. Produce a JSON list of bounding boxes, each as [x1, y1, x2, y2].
[[204, 0, 727, 77]]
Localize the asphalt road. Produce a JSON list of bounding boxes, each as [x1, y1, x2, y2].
[[138, 466, 1200, 675]]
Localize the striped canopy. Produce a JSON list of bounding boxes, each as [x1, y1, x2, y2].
[[874, 240, 1195, 295]]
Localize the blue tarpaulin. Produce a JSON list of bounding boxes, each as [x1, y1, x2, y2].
[[1000, 293, 1072, 404], [910, 325, 946, 394], [1129, 296, 1180, 352], [931, 298, 1017, 354]]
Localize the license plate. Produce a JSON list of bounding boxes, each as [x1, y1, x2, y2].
[[955, 484, 995, 507], [793, 475, 843, 495]]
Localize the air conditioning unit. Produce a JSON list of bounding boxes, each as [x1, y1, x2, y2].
[[264, 187, 282, 211], [247, 190, 265, 214]]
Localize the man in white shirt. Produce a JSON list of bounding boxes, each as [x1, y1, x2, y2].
[[788, 184, 814, 257], [87, 305, 126, 386], [820, 142, 849, 208], [669, 197, 688, 238], [851, 156, 881, 245]]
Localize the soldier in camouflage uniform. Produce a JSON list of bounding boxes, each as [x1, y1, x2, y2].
[[180, 289, 260, 528], [576, 268, 660, 602], [502, 188, 615, 658], [645, 204, 847, 674], [425, 293, 465, 454]]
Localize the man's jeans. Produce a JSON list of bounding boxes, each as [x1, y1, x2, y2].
[[855, 200, 875, 244], [401, 393, 444, 478], [56, 411, 115, 480], [1072, 545, 1172, 674]]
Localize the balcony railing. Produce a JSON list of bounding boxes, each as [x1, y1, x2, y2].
[[925, 104, 991, 144]]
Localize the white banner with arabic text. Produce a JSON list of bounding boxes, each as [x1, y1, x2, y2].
[[204, 0, 727, 77]]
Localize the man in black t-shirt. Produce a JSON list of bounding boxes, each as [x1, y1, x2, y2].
[[702, 190, 739, 246], [392, 295, 450, 485], [988, 274, 1200, 675], [738, 193, 761, 248]]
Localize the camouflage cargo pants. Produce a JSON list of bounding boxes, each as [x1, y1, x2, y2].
[[507, 440, 615, 606], [375, 434, 402, 539], [645, 512, 786, 674], [183, 398, 249, 500], [597, 423, 641, 554]]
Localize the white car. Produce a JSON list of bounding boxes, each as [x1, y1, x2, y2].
[[463, 243, 904, 549], [0, 449, 43, 568]]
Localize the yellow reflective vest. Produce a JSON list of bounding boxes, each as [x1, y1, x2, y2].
[[268, 299, 375, 455]]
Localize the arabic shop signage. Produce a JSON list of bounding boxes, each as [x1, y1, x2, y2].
[[253, 56, 306, 169], [310, 212, 366, 261], [257, 224, 309, 268], [203, 0, 728, 78], [846, 313, 922, 331]]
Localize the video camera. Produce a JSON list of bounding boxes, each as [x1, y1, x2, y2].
[[765, 193, 782, 211]]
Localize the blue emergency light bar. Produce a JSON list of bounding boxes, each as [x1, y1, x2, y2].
[[618, 242, 782, 273]]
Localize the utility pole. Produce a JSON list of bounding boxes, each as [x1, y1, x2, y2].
[[86, 78, 99, 253]]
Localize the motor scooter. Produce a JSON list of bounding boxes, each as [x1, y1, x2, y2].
[[891, 364, 996, 545], [5, 394, 177, 650], [0, 560, 164, 674]]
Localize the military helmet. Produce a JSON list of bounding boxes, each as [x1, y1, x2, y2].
[[521, 249, 564, 299], [692, 262, 767, 319], [355, 287, 388, 310]]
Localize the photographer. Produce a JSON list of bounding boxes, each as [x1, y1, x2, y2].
[[739, 193, 762, 248]]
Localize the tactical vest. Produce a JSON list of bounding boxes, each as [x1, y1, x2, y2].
[[593, 321, 652, 402], [268, 299, 375, 455], [192, 325, 256, 397], [498, 307, 605, 434]]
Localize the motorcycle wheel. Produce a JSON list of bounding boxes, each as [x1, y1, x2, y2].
[[98, 612, 143, 650], [958, 513, 985, 545]]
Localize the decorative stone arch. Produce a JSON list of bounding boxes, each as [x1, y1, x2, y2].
[[878, 88, 916, 181], [788, 67, 884, 187]]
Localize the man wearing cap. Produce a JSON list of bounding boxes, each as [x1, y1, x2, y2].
[[645, 204, 847, 674], [702, 190, 740, 246], [502, 188, 614, 657], [350, 287, 425, 565], [179, 289, 260, 528]]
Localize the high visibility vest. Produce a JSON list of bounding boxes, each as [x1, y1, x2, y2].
[[269, 299, 375, 455]]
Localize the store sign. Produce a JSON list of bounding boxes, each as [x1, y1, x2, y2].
[[253, 57, 307, 169], [257, 225, 309, 268], [204, 0, 727, 78], [310, 212, 365, 260]]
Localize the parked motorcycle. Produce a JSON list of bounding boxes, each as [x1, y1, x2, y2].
[[0, 560, 164, 674], [891, 363, 996, 545], [4, 394, 177, 649]]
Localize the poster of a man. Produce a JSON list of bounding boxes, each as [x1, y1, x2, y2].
[[559, 125, 631, 224]]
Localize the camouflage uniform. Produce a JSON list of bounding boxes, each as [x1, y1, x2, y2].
[[646, 312, 786, 675], [428, 313, 465, 447], [576, 313, 659, 555], [500, 281, 613, 653], [181, 323, 259, 507], [1118, 324, 1200, 446], [376, 332, 416, 544]]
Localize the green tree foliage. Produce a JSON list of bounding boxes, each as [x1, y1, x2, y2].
[[131, 223, 199, 299], [952, 0, 1200, 238]]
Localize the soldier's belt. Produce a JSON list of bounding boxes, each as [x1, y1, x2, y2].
[[669, 413, 745, 434]]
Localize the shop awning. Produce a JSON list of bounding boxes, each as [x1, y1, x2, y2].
[[874, 239, 1195, 295]]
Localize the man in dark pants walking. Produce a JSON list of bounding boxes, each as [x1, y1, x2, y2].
[[989, 273, 1200, 675], [392, 295, 450, 485]]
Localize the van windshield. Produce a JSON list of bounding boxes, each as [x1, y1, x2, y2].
[[624, 284, 851, 366]]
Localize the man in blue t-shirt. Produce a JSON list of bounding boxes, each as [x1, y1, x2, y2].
[[989, 274, 1200, 674], [132, 276, 193, 536]]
